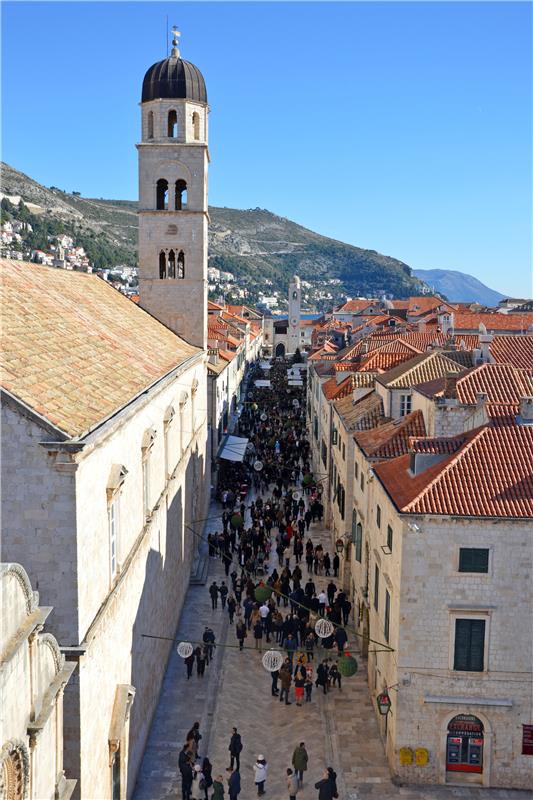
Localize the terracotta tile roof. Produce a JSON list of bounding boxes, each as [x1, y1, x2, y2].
[[370, 331, 448, 351], [336, 299, 378, 313], [359, 340, 422, 373], [389, 300, 409, 310], [334, 391, 386, 431], [490, 335, 533, 370], [456, 363, 533, 406], [375, 425, 533, 518], [409, 434, 467, 455], [0, 260, 200, 438], [407, 296, 457, 317], [376, 352, 464, 389], [208, 300, 224, 311], [454, 312, 533, 332], [322, 374, 357, 401], [354, 410, 426, 459]]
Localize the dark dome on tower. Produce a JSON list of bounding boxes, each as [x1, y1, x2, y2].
[[141, 56, 207, 104]]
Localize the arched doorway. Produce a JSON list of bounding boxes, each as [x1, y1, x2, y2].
[[446, 714, 484, 777], [275, 342, 285, 358]]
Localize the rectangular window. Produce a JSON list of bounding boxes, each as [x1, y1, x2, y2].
[[387, 525, 393, 551], [354, 461, 359, 479], [142, 458, 150, 518], [355, 522, 362, 563], [342, 442, 346, 460], [459, 548, 489, 573], [313, 416, 318, 440], [321, 439, 327, 467], [374, 565, 379, 611], [360, 472, 364, 492], [108, 496, 119, 578], [332, 428, 338, 445], [454, 618, 485, 671], [384, 590, 391, 642], [376, 505, 381, 528], [400, 394, 412, 417]]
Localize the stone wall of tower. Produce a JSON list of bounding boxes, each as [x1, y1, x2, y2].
[[287, 277, 301, 354], [137, 98, 208, 350]]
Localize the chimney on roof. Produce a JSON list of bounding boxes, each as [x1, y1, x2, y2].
[[208, 348, 219, 365], [517, 396, 533, 424], [444, 372, 458, 399], [475, 391, 488, 407], [361, 340, 369, 354], [479, 332, 494, 364]]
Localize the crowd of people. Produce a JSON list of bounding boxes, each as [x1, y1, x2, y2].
[[180, 360, 344, 799]]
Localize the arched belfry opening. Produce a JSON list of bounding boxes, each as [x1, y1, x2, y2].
[[175, 180, 187, 210], [177, 250, 185, 278], [168, 250, 176, 278], [156, 179, 168, 210], [168, 110, 178, 138], [192, 112, 200, 140], [159, 251, 166, 279]]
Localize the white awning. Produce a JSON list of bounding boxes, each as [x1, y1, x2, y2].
[[255, 380, 271, 387], [218, 435, 249, 462], [259, 361, 272, 370], [288, 379, 304, 386]]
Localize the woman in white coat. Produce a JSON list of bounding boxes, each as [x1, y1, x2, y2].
[[253, 755, 268, 796]]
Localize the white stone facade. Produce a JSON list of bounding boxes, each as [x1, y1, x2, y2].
[[287, 276, 301, 354], [1, 355, 209, 799], [0, 563, 76, 800], [137, 97, 208, 349]]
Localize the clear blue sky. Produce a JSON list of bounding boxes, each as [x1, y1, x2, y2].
[[2, 1, 532, 296]]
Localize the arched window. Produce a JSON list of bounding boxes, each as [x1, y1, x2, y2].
[[168, 110, 178, 138], [159, 251, 167, 279], [175, 180, 187, 210], [147, 110, 154, 139], [156, 179, 168, 210], [168, 249, 176, 279], [192, 112, 200, 140], [177, 250, 185, 279]]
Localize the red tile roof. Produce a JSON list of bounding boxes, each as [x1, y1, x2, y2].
[[409, 434, 467, 455], [407, 296, 457, 317], [336, 299, 378, 313], [354, 410, 426, 459], [375, 425, 533, 518], [454, 312, 533, 332], [376, 351, 464, 388], [490, 335, 533, 370]]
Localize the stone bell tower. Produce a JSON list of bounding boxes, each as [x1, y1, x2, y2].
[[137, 28, 208, 349], [287, 275, 301, 354]]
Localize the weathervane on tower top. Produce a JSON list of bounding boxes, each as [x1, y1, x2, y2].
[[170, 25, 181, 58]]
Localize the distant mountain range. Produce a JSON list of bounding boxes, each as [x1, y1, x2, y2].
[[1, 162, 507, 306], [413, 269, 505, 306]]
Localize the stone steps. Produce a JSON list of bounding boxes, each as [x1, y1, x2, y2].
[[189, 553, 209, 585]]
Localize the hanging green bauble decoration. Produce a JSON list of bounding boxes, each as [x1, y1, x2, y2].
[[255, 582, 272, 603], [231, 513, 244, 529], [303, 473, 314, 487], [338, 652, 358, 677]]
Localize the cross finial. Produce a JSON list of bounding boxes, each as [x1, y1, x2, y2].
[[171, 25, 181, 57]]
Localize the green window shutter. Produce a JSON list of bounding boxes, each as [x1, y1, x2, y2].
[[459, 548, 489, 573], [355, 523, 362, 562], [454, 619, 485, 671], [374, 565, 379, 611], [384, 590, 391, 643], [387, 525, 393, 551]]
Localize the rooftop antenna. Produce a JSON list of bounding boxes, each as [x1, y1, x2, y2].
[[170, 24, 181, 58], [166, 15, 168, 57]]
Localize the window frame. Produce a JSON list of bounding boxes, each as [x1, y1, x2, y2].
[[108, 493, 120, 580], [458, 548, 490, 574], [399, 393, 412, 417], [376, 505, 381, 528], [386, 524, 393, 551], [450, 614, 489, 673], [374, 564, 380, 611], [384, 589, 391, 643]]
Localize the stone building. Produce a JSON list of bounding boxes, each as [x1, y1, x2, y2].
[[1, 259, 209, 798], [287, 275, 302, 355], [1, 562, 76, 800], [137, 27, 208, 349], [361, 424, 533, 789]]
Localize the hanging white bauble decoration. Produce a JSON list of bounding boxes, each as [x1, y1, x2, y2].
[[262, 649, 284, 673], [315, 618, 335, 638], [254, 460, 264, 472], [260, 413, 268, 422], [292, 491, 301, 501], [177, 641, 194, 658]]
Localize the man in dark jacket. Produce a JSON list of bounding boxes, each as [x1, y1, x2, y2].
[[209, 581, 219, 609], [227, 767, 241, 799], [228, 727, 243, 771], [314, 769, 333, 800], [334, 625, 348, 656]]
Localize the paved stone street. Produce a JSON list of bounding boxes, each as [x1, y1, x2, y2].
[[134, 498, 531, 800]]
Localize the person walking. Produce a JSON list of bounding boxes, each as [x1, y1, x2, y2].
[[253, 619, 264, 652], [186, 721, 202, 759], [279, 664, 292, 705], [327, 767, 338, 798], [227, 767, 241, 800], [236, 619, 247, 651], [185, 651, 195, 680], [227, 594, 237, 624], [181, 760, 193, 800], [253, 755, 268, 796], [219, 581, 229, 610], [292, 742, 308, 786], [201, 757, 213, 800], [332, 553, 340, 578], [287, 768, 299, 799], [229, 727, 243, 771], [212, 775, 225, 800], [209, 581, 219, 610]]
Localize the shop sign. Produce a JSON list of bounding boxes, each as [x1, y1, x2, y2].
[[399, 747, 413, 765], [415, 748, 429, 766], [522, 725, 533, 756]]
